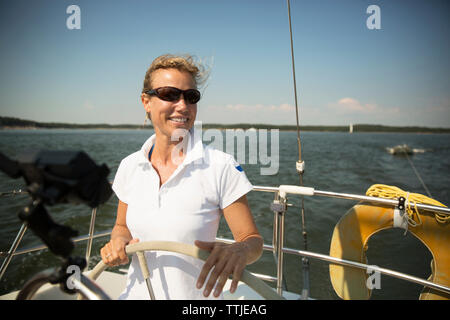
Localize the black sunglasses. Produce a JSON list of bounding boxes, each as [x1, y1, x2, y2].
[[145, 86, 201, 104]]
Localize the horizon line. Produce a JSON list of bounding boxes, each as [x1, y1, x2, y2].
[[1, 116, 450, 130]]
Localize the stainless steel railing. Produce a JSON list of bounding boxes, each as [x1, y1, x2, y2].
[[1, 185, 450, 298], [253, 185, 450, 297]]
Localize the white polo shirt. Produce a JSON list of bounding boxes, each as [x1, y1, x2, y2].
[[112, 128, 253, 300]]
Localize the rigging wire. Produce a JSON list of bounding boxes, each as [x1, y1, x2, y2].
[[286, 0, 310, 299], [400, 147, 448, 223], [403, 151, 433, 199], [287, 0, 302, 161]]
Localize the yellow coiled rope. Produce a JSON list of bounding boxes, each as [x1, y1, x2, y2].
[[366, 184, 449, 225]]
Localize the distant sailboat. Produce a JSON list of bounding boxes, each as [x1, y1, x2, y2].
[[349, 123, 353, 133]]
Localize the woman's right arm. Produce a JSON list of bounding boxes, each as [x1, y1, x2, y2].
[[100, 200, 139, 266]]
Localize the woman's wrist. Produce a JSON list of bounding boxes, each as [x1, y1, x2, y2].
[[238, 235, 263, 265], [111, 224, 132, 243]]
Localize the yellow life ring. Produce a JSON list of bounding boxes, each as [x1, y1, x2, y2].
[[329, 202, 450, 300]]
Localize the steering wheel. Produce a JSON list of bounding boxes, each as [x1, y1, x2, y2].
[[88, 240, 285, 300]]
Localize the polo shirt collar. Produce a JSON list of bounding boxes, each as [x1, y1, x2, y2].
[[139, 127, 204, 166]]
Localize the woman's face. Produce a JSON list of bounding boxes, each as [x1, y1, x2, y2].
[[142, 68, 197, 140]]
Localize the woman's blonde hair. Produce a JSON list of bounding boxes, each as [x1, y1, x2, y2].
[[142, 54, 209, 93]]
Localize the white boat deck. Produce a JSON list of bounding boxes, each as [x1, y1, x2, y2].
[[1, 270, 300, 300]]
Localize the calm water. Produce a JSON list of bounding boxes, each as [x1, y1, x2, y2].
[[0, 129, 449, 299]]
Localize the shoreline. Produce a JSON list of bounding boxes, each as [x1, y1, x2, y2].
[[1, 116, 450, 133], [1, 126, 450, 134]]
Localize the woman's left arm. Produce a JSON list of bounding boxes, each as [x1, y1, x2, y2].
[[195, 195, 263, 298]]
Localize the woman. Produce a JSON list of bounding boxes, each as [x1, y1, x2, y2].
[[100, 54, 263, 299]]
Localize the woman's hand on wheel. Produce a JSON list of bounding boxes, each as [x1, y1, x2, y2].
[[100, 237, 139, 266], [195, 240, 249, 298]]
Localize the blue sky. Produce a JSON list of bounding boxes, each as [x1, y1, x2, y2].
[[0, 0, 449, 127]]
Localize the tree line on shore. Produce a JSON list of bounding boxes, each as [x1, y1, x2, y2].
[[1, 116, 449, 133]]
